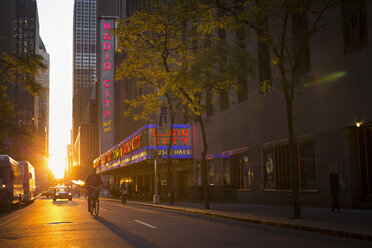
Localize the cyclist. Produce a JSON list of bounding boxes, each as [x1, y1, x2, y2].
[[85, 167, 103, 212]]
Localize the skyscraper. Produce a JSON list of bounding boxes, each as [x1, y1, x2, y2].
[[72, 0, 98, 178], [11, 0, 40, 128], [0, 0, 51, 186], [37, 37, 50, 157]]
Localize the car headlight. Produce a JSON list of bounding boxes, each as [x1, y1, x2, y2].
[[68, 193, 71, 195]]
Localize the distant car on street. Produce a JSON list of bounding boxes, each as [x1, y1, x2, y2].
[[41, 188, 55, 198], [53, 186, 72, 201]]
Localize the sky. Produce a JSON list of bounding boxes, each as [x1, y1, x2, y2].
[[37, 0, 74, 178]]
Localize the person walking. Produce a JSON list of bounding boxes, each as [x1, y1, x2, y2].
[[329, 163, 340, 213], [120, 181, 128, 204]]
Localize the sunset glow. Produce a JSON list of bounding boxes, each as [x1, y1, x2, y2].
[[48, 155, 65, 179], [38, 0, 74, 180]]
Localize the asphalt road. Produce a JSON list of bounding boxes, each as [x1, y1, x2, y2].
[[0, 197, 371, 248]]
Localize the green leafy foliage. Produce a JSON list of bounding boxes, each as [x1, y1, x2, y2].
[[0, 52, 47, 96], [0, 52, 47, 154]]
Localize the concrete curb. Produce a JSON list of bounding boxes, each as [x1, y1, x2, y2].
[[101, 198, 372, 242]]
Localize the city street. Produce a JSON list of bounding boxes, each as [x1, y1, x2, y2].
[[0, 196, 371, 248]]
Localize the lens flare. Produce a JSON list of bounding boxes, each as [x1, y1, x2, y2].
[[304, 71, 347, 88]]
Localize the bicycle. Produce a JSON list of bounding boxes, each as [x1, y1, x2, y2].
[[121, 190, 127, 204], [87, 186, 100, 216]]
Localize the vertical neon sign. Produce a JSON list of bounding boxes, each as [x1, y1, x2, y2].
[[99, 17, 115, 154]]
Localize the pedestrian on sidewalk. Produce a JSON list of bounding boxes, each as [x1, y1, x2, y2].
[[120, 181, 128, 204], [329, 162, 340, 213]]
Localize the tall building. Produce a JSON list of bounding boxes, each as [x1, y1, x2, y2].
[[71, 0, 98, 179], [0, 0, 15, 53], [37, 37, 50, 157], [0, 0, 51, 189], [9, 0, 40, 128], [97, 0, 148, 148]]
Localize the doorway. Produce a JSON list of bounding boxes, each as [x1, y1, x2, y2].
[[177, 171, 190, 200]]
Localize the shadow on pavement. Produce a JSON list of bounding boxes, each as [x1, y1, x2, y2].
[[95, 216, 159, 248], [0, 201, 33, 216]]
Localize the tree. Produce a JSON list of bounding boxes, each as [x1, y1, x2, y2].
[[210, 0, 337, 218], [115, 0, 194, 205], [0, 52, 47, 157], [115, 0, 253, 208]]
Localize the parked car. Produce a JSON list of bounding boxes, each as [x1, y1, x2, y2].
[[53, 186, 72, 201]]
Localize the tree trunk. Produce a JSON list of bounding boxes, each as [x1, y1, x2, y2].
[[285, 94, 301, 218], [198, 115, 209, 209], [167, 106, 176, 205]]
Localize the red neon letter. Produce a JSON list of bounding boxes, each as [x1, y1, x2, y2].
[[104, 32, 111, 40], [104, 110, 111, 118], [182, 137, 188, 145], [104, 99, 111, 108], [106, 89, 109, 98], [104, 80, 111, 88], [104, 42, 111, 50], [104, 62, 111, 70], [181, 129, 189, 136], [104, 23, 111, 30], [121, 144, 125, 156]]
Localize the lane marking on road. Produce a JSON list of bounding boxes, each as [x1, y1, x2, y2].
[[134, 220, 157, 229], [109, 203, 160, 215], [0, 202, 38, 226], [47, 221, 74, 225]]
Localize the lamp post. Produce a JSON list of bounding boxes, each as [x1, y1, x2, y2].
[[153, 113, 160, 204]]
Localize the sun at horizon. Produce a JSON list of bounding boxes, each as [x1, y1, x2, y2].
[[48, 155, 66, 179]]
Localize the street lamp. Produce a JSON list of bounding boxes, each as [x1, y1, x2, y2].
[[153, 112, 160, 204]]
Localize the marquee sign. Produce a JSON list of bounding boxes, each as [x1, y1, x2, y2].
[[96, 124, 192, 173]]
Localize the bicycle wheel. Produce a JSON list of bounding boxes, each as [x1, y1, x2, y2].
[[94, 198, 99, 216]]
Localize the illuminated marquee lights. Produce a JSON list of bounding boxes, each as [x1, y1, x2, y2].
[[96, 125, 192, 172], [152, 128, 190, 145]]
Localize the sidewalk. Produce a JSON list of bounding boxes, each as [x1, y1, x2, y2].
[[101, 198, 372, 242]]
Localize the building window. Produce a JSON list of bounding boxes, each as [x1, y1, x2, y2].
[[257, 19, 271, 86], [299, 142, 316, 190], [292, 11, 311, 74], [225, 150, 252, 189], [196, 161, 201, 186], [240, 152, 252, 189], [207, 159, 215, 185], [223, 157, 231, 185], [262, 141, 316, 190], [342, 0, 368, 54], [263, 148, 275, 189]]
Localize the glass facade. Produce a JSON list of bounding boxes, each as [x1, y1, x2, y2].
[[73, 0, 97, 89]]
